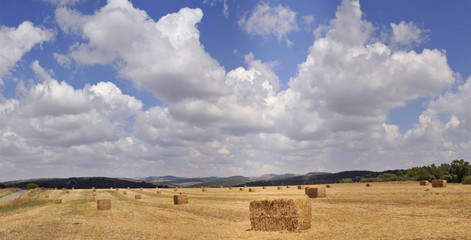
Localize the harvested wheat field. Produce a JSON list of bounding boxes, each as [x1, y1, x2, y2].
[[1, 182, 471, 239]]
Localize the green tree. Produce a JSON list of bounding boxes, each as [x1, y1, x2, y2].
[[0, 183, 6, 189], [449, 159, 470, 183], [339, 178, 353, 183], [26, 183, 38, 189]]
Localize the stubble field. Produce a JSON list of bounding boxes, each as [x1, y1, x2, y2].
[[1, 182, 470, 240]]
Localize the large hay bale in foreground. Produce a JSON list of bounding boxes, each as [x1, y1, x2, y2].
[[432, 180, 447, 188], [135, 194, 142, 199], [174, 194, 188, 205], [55, 199, 62, 204], [97, 199, 111, 210], [305, 187, 326, 198], [420, 180, 429, 186], [250, 199, 311, 232]]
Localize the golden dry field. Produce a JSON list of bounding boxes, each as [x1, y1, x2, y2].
[[1, 182, 471, 240]]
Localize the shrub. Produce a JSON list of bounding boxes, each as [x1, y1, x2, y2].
[[462, 175, 471, 184], [0, 183, 6, 189], [26, 183, 38, 189], [339, 178, 353, 183]]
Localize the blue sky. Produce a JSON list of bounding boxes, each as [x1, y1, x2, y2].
[[0, 0, 470, 181]]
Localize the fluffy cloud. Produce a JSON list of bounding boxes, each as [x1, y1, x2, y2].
[[1, 0, 469, 181], [238, 3, 299, 46], [55, 0, 226, 103], [391, 21, 428, 46], [0, 21, 54, 81]]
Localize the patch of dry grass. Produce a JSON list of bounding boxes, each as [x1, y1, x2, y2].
[[0, 183, 471, 239]]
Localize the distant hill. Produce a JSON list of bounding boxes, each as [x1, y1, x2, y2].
[[239, 170, 402, 187], [3, 177, 169, 189]]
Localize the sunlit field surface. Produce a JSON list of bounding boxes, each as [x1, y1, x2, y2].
[[1, 182, 470, 240]]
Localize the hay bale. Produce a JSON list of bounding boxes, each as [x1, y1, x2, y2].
[[240, 188, 244, 191], [65, 190, 70, 194], [44, 194, 49, 199], [432, 180, 447, 188], [326, 185, 331, 188], [249, 188, 255, 192], [277, 187, 282, 190], [286, 186, 290, 188], [174, 194, 188, 205], [89, 197, 95, 202], [140, 188, 143, 191], [305, 187, 326, 198], [366, 183, 371, 187], [116, 189, 119, 191], [156, 190, 161, 194], [420, 180, 430, 186], [123, 191, 127, 195], [229, 187, 233, 190], [55, 199, 62, 204], [97, 199, 111, 210], [135, 194, 142, 199], [262, 186, 266, 189], [202, 188, 207, 192], [92, 189, 96, 192], [297, 185, 304, 189], [250, 198, 311, 232]]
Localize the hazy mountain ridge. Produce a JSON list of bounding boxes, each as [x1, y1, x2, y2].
[[1, 170, 404, 188]]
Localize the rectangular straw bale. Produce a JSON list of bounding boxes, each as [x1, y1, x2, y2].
[[432, 180, 447, 188], [55, 199, 62, 204], [174, 194, 188, 205], [97, 199, 111, 210], [135, 194, 142, 199], [250, 198, 311, 232], [305, 187, 326, 198], [420, 180, 429, 186]]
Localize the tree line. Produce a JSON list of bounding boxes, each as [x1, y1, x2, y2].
[[340, 159, 471, 184]]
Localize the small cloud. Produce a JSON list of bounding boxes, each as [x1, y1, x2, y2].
[[390, 21, 429, 47], [53, 52, 72, 68], [238, 2, 299, 46], [302, 15, 315, 32]]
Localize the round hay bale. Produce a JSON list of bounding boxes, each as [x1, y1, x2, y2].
[[249, 188, 255, 192]]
